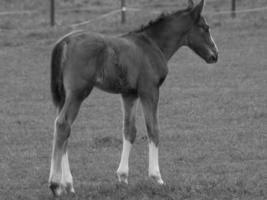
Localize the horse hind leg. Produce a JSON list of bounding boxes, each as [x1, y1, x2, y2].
[[117, 94, 138, 184], [49, 90, 90, 196], [61, 143, 74, 193]]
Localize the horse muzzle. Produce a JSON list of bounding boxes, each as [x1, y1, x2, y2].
[[206, 52, 218, 64]]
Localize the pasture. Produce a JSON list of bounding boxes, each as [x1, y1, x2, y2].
[[0, 0, 267, 199]]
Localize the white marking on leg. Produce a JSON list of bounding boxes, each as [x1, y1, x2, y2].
[[49, 117, 61, 184], [61, 152, 75, 193], [117, 137, 131, 184], [49, 153, 55, 182], [148, 142, 164, 184], [49, 117, 70, 196]]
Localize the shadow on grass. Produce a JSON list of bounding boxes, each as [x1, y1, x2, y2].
[[91, 135, 121, 149], [77, 181, 176, 200], [57, 176, 267, 200]]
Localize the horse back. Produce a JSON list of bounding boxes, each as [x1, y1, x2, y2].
[[58, 31, 168, 95]]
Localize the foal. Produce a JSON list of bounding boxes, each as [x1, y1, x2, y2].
[[48, 0, 218, 196]]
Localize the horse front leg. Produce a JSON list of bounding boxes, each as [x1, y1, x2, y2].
[[117, 94, 138, 184], [140, 88, 164, 185]]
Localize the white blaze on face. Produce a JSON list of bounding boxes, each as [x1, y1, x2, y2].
[[117, 137, 132, 177], [148, 142, 164, 184], [203, 17, 218, 55], [210, 33, 218, 53]]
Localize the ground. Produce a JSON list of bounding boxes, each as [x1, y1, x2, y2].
[[0, 0, 267, 199]]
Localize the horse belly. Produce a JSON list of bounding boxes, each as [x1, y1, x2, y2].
[[95, 65, 136, 94], [94, 42, 139, 94]]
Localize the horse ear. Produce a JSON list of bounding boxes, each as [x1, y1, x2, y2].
[[191, 0, 205, 21], [188, 0, 194, 9]]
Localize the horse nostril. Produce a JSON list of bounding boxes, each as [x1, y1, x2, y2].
[[209, 54, 218, 63], [214, 54, 218, 62]]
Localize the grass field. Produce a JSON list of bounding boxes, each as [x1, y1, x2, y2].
[[0, 0, 267, 199]]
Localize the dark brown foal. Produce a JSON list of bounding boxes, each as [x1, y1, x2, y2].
[[48, 0, 218, 196]]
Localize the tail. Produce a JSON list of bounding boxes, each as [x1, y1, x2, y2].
[[50, 41, 66, 109]]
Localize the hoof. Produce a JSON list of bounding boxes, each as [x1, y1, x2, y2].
[[49, 182, 75, 197], [117, 172, 128, 184], [149, 174, 165, 185], [66, 182, 75, 194], [49, 182, 65, 197]]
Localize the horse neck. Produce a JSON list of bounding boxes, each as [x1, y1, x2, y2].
[[144, 13, 192, 60]]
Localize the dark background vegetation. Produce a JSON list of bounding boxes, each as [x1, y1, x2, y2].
[[0, 0, 267, 199]]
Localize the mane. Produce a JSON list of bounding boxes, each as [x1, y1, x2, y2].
[[132, 8, 190, 33]]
